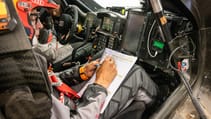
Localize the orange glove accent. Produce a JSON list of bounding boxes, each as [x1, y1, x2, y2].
[[79, 66, 89, 80]]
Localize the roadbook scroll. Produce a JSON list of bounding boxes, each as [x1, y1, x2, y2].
[[77, 48, 137, 113]]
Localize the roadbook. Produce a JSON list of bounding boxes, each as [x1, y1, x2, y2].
[[78, 48, 137, 113]]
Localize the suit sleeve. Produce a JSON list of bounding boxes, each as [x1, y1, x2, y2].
[[51, 84, 107, 119], [57, 65, 84, 86]]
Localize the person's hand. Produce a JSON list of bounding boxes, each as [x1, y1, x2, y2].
[[38, 28, 50, 44], [84, 59, 100, 78], [95, 56, 117, 88]]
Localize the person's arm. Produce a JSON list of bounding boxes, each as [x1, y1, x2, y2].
[[33, 28, 58, 62], [51, 84, 107, 119], [58, 60, 100, 86], [73, 84, 107, 118], [51, 56, 117, 119], [33, 43, 58, 62]]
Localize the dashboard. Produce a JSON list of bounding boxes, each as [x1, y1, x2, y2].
[[86, 9, 194, 73]]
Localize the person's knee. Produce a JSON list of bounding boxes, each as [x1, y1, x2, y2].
[[123, 64, 158, 105]]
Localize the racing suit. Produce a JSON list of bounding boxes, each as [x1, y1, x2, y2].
[[51, 64, 158, 119], [33, 28, 74, 64], [0, 49, 157, 119]]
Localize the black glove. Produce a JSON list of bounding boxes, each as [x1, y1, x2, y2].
[[40, 8, 53, 30], [38, 28, 51, 44]]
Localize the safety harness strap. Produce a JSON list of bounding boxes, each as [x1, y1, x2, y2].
[[49, 72, 80, 102]]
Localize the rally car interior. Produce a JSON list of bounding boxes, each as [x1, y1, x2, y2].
[[1, 0, 210, 118], [37, 0, 201, 118]]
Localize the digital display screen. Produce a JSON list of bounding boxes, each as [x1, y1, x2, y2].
[[86, 14, 94, 25], [101, 17, 114, 33], [84, 12, 97, 27], [121, 11, 145, 55]]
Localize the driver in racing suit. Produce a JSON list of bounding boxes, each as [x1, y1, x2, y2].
[[15, 0, 77, 64]]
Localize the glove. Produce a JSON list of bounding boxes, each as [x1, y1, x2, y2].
[[38, 29, 52, 44], [39, 8, 53, 29]]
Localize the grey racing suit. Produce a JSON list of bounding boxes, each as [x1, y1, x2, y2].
[[0, 50, 157, 119], [51, 64, 158, 119], [33, 39, 74, 64]]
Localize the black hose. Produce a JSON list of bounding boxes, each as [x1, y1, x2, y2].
[[69, 5, 78, 33], [178, 72, 207, 119], [71, 5, 87, 18], [168, 46, 207, 119]]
